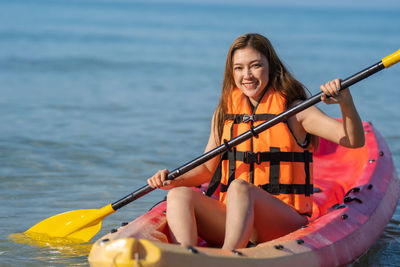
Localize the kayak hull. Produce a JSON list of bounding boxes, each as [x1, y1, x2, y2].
[[89, 122, 400, 267]]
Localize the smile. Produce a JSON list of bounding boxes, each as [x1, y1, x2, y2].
[[242, 81, 259, 89]]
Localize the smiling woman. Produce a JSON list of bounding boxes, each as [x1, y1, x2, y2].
[[146, 33, 366, 250]]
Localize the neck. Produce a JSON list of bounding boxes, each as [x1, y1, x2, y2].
[[248, 87, 268, 108]]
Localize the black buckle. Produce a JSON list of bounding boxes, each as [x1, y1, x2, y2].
[[244, 151, 261, 164], [242, 114, 255, 123]]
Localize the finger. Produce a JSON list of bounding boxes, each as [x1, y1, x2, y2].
[[147, 177, 156, 188], [320, 84, 332, 97], [336, 78, 349, 93], [323, 81, 338, 98], [152, 172, 164, 188], [158, 169, 168, 183], [334, 78, 341, 90], [331, 80, 340, 96], [148, 171, 164, 188], [327, 81, 337, 96]]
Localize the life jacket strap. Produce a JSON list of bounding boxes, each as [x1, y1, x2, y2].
[[304, 150, 312, 196], [205, 156, 223, 197], [221, 150, 313, 164], [219, 183, 314, 195], [269, 147, 281, 194]]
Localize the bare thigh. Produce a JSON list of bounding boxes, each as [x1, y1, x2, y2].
[[250, 185, 308, 242], [167, 187, 227, 246]]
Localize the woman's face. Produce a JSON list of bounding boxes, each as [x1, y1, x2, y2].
[[232, 46, 270, 105]]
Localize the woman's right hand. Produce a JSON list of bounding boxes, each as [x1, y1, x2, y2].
[[147, 169, 175, 190]]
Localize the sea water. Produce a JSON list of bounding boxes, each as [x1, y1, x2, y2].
[[1, 0, 400, 266]]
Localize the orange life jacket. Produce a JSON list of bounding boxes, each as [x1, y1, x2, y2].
[[207, 87, 313, 216]]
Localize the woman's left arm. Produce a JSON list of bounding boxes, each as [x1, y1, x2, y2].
[[297, 78, 365, 148]]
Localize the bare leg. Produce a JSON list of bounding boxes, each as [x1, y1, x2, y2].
[[222, 179, 308, 250], [166, 187, 226, 246], [222, 180, 254, 249]]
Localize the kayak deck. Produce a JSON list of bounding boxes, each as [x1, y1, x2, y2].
[[89, 122, 400, 267]]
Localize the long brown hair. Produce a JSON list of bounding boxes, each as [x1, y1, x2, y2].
[[214, 33, 317, 147]]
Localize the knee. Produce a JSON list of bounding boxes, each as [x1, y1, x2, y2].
[[167, 187, 196, 205], [227, 179, 252, 197]]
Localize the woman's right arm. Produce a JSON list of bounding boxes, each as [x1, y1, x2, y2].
[[147, 111, 221, 190]]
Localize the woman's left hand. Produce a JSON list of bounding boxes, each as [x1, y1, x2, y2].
[[320, 78, 350, 105]]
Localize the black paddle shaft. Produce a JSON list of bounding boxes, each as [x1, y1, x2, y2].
[[111, 60, 385, 211]]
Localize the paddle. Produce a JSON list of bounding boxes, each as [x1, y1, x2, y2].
[[24, 49, 400, 243]]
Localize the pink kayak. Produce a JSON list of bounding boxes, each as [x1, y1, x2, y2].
[[89, 122, 400, 267]]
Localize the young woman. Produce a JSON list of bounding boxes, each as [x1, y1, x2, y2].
[[147, 33, 364, 250]]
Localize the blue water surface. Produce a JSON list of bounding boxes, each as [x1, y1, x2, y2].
[[1, 0, 400, 266]]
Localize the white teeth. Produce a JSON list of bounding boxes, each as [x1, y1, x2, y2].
[[243, 81, 257, 88]]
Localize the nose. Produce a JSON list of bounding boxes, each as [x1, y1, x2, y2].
[[244, 67, 253, 78]]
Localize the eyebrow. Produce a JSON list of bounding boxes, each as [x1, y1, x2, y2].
[[233, 59, 262, 66]]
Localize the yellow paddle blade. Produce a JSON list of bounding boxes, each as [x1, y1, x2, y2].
[[25, 203, 115, 243]]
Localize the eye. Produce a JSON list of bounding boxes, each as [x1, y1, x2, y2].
[[251, 63, 262, 68], [233, 66, 242, 71]]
